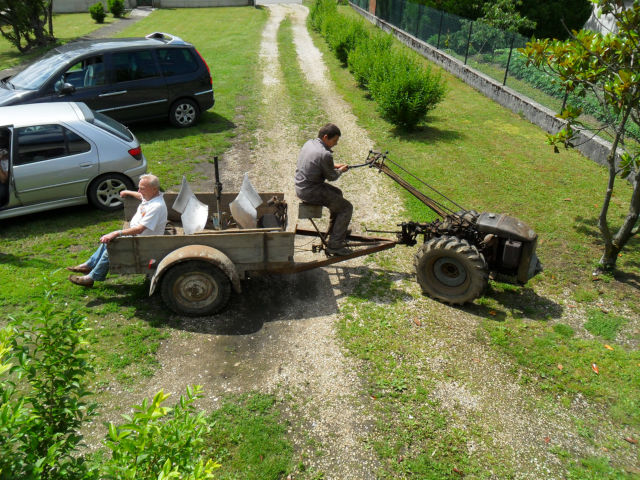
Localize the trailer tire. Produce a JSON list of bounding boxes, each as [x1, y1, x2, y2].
[[161, 261, 231, 316], [414, 236, 488, 304]]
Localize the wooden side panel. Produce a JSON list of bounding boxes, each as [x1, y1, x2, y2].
[[108, 230, 295, 274]]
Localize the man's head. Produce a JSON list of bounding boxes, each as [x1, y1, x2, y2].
[[318, 123, 341, 149], [138, 174, 160, 201]]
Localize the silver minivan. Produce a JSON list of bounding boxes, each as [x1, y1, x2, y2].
[[0, 102, 146, 220]]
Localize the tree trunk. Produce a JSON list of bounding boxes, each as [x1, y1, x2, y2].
[[47, 0, 53, 39], [597, 106, 633, 270]]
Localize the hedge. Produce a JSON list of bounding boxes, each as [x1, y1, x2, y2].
[[310, 0, 445, 129]]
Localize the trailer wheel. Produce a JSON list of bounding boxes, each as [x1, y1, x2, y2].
[[414, 236, 488, 304], [161, 261, 231, 316]]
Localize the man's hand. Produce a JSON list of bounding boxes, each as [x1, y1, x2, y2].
[[335, 163, 349, 172], [100, 231, 120, 244]]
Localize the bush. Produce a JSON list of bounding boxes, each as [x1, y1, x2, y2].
[[323, 15, 367, 65], [0, 291, 96, 480], [370, 54, 446, 129], [89, 2, 106, 24], [107, 0, 126, 18], [347, 32, 393, 88], [102, 386, 220, 479], [310, 0, 446, 129]]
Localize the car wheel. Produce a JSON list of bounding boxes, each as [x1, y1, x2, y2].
[[169, 98, 199, 128], [88, 173, 134, 212]]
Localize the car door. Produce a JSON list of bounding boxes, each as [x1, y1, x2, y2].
[[96, 49, 168, 122], [40, 55, 115, 112], [12, 123, 98, 206], [0, 125, 14, 210]]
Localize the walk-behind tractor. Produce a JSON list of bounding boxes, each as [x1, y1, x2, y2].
[[361, 150, 543, 304]]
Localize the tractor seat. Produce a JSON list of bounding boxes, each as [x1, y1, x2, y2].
[[298, 202, 323, 219]]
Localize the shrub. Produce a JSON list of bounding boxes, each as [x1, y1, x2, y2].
[[347, 32, 393, 88], [89, 2, 106, 23], [107, 0, 126, 18], [0, 291, 96, 480], [102, 386, 220, 479], [370, 54, 446, 129], [323, 16, 367, 65], [310, 0, 446, 129]]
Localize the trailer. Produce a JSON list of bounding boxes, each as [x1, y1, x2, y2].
[[107, 190, 396, 317]]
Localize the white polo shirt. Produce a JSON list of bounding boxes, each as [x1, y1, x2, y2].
[[130, 193, 168, 236]]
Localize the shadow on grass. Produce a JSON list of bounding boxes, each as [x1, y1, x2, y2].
[[573, 215, 602, 241], [0, 204, 119, 239], [390, 119, 464, 144], [461, 285, 563, 322], [0, 252, 58, 270], [128, 111, 236, 140]]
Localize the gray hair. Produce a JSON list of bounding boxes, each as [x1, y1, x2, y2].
[[140, 173, 160, 189]]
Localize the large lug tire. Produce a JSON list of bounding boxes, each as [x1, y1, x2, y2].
[[169, 98, 199, 128], [414, 236, 488, 304], [88, 173, 134, 211], [161, 261, 231, 316]]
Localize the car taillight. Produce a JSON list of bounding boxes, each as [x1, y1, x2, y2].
[[128, 146, 142, 160], [195, 48, 212, 85]]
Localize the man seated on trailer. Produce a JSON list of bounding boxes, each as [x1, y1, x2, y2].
[[294, 123, 353, 256], [67, 174, 168, 288]]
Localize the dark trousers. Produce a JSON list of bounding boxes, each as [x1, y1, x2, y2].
[[299, 183, 352, 248]]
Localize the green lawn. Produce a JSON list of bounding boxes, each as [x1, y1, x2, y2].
[[310, 4, 640, 478], [1, 7, 297, 478], [0, 13, 116, 71]]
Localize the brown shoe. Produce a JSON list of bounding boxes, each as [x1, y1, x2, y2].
[[68, 275, 94, 288], [66, 264, 91, 274]]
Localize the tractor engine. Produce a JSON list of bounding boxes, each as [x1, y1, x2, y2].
[[476, 212, 542, 283]]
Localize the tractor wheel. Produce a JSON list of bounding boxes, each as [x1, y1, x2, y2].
[[414, 236, 488, 304], [161, 261, 231, 316]]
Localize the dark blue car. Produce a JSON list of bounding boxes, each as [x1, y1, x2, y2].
[[0, 32, 214, 128]]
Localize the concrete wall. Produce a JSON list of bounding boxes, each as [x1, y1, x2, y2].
[[54, 0, 135, 13], [53, 0, 250, 12], [154, 0, 251, 6], [350, 3, 623, 174]]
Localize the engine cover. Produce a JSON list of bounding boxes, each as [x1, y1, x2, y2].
[[476, 212, 537, 242]]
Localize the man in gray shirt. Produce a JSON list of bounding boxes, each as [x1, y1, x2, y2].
[[295, 123, 353, 256]]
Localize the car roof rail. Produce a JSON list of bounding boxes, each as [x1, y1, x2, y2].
[[145, 32, 186, 44]]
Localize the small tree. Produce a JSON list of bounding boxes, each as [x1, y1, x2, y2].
[[89, 2, 106, 23], [522, 0, 640, 271], [0, 0, 55, 53], [107, 0, 126, 18]]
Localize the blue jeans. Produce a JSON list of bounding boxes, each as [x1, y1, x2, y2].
[[86, 243, 110, 282]]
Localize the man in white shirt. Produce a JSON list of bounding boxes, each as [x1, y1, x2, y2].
[[68, 173, 168, 287]]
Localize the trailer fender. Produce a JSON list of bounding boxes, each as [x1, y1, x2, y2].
[[149, 245, 241, 296]]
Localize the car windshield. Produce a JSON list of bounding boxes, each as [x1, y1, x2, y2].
[[9, 50, 67, 90]]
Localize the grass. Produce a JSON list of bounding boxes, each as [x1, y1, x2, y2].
[[307, 3, 640, 477], [112, 7, 268, 189], [0, 13, 115, 71], [0, 7, 298, 478], [206, 393, 294, 479]]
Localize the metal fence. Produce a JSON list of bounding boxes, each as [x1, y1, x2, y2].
[[370, 0, 530, 87]]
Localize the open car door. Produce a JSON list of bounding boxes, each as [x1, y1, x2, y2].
[[0, 126, 14, 210]]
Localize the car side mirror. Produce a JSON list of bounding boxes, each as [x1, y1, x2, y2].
[[59, 82, 76, 95]]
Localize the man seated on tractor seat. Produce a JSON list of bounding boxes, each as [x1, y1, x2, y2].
[[67, 173, 168, 287], [294, 123, 352, 256]]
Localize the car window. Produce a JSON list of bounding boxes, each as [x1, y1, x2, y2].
[[9, 51, 70, 90], [157, 48, 198, 77], [15, 124, 91, 165], [55, 56, 106, 92], [91, 111, 134, 142], [112, 50, 159, 83]]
